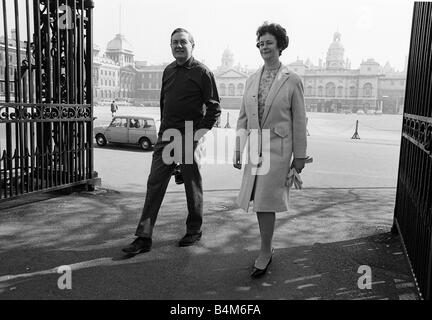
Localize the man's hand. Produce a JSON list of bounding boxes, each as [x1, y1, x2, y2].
[[233, 151, 242, 170], [291, 158, 306, 173]]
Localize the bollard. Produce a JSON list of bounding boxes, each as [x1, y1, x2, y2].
[[224, 112, 231, 129], [351, 120, 360, 139]]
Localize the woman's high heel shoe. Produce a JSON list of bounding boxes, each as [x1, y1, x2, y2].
[[250, 248, 274, 278]]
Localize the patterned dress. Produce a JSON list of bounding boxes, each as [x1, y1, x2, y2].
[[258, 65, 281, 125]]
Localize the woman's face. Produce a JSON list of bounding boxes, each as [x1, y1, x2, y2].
[[257, 33, 280, 61]]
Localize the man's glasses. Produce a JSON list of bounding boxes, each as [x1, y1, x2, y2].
[[171, 39, 190, 46]]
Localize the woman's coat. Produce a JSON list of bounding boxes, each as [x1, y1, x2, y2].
[[235, 65, 307, 213]]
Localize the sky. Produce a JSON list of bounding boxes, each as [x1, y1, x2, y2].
[[0, 0, 417, 71], [93, 0, 417, 71]]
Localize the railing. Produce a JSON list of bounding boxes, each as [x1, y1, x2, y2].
[[393, 1, 432, 300], [0, 102, 95, 199], [0, 0, 99, 202]]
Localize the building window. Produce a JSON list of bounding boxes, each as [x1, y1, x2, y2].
[[337, 86, 343, 97], [306, 86, 313, 96], [228, 83, 235, 96], [363, 83, 373, 97], [220, 83, 226, 96], [318, 86, 323, 97], [350, 86, 356, 97], [237, 83, 244, 96], [325, 82, 335, 97]]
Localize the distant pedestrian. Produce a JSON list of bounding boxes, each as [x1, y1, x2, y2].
[[122, 28, 220, 255], [111, 100, 118, 117], [233, 22, 308, 278]]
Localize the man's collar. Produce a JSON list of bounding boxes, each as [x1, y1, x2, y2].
[[175, 56, 194, 69]]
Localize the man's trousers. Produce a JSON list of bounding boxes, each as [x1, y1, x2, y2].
[[135, 136, 203, 238]]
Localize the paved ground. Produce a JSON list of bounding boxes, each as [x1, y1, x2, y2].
[[0, 187, 420, 300], [0, 110, 420, 300]]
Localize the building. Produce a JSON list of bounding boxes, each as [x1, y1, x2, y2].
[[93, 44, 121, 102], [92, 31, 405, 113], [93, 33, 138, 104], [378, 62, 406, 114], [214, 48, 254, 109], [289, 31, 406, 114], [134, 61, 167, 107], [0, 29, 27, 101], [93, 33, 168, 105]]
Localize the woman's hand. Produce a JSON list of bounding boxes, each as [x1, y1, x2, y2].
[[291, 158, 306, 173], [233, 151, 242, 170]]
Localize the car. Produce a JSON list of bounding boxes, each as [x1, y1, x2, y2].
[[94, 116, 158, 151]]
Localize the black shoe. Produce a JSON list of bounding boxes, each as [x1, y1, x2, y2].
[[174, 171, 184, 185], [250, 249, 274, 278], [122, 237, 152, 254], [178, 232, 202, 247]]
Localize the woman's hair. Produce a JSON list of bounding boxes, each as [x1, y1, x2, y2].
[[256, 21, 289, 56]]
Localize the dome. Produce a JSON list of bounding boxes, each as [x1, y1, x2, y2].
[[329, 31, 344, 50], [222, 47, 234, 60], [106, 34, 133, 53]]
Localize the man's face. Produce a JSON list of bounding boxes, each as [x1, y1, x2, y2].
[[170, 31, 194, 62]]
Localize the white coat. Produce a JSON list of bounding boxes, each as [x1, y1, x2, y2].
[[235, 65, 307, 212]]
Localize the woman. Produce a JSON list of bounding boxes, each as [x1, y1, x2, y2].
[[233, 22, 308, 278]]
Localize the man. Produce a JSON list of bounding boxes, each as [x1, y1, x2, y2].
[[111, 100, 118, 117], [122, 28, 221, 254]]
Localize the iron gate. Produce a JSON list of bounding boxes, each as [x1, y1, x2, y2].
[[0, 0, 99, 201], [394, 1, 432, 300]]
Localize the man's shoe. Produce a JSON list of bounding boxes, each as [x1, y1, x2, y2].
[[122, 237, 152, 254], [178, 232, 202, 247]]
